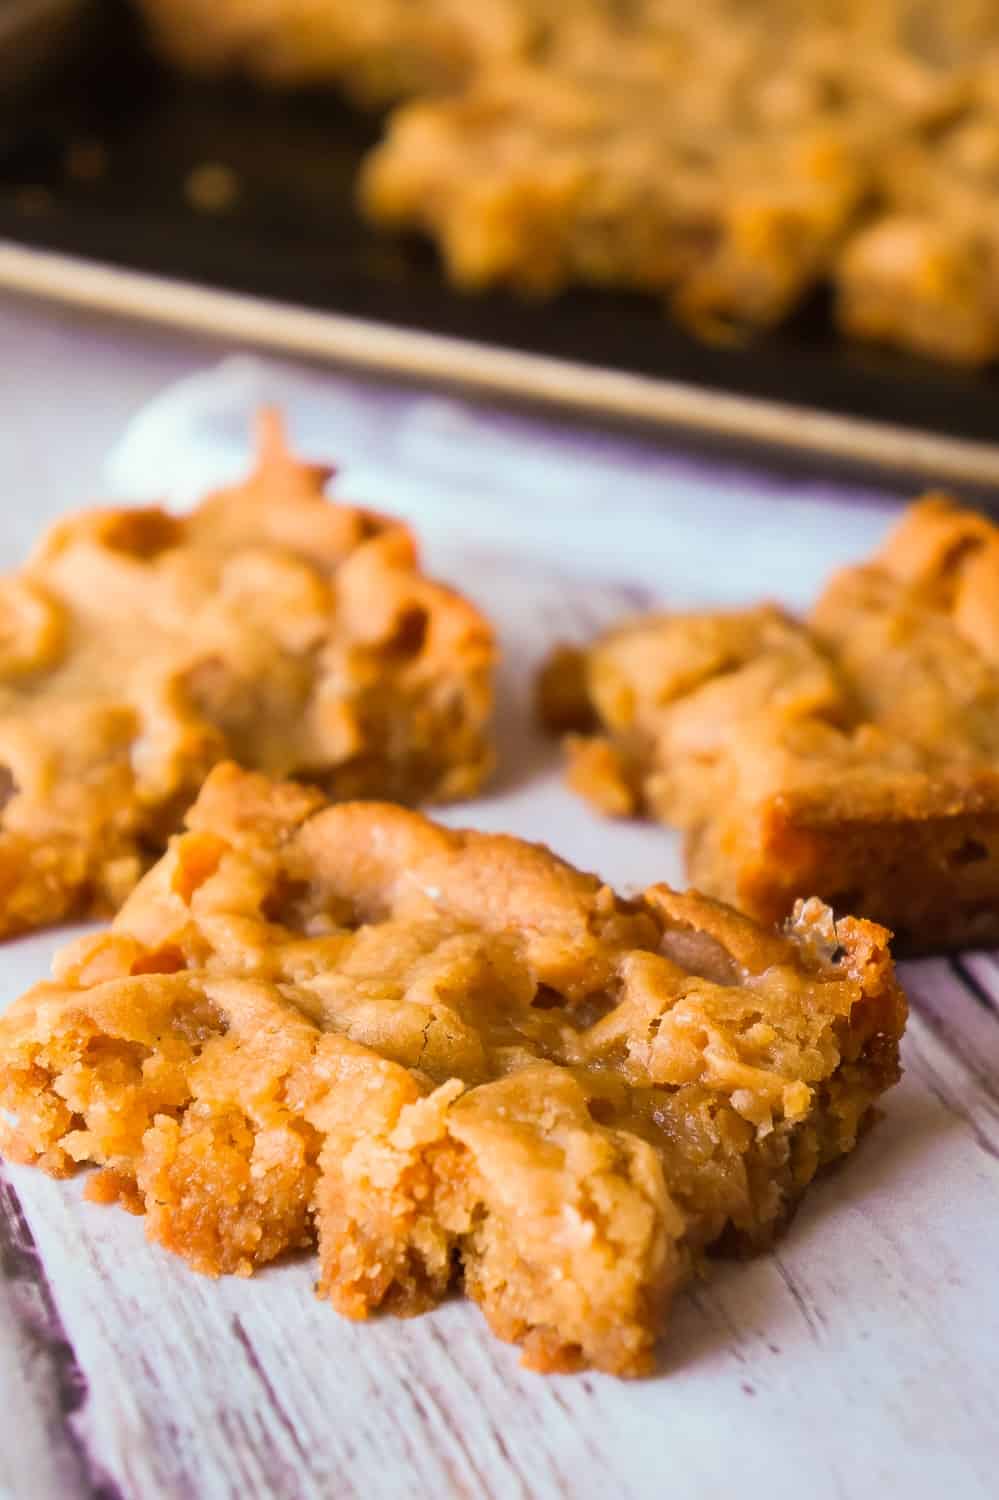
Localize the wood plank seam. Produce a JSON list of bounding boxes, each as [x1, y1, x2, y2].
[[0, 1166, 124, 1500]]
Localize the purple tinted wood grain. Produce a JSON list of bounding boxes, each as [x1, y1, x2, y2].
[[0, 416, 997, 1497], [0, 1169, 122, 1500]]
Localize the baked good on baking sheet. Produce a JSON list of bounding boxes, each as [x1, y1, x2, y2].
[[361, 0, 999, 360], [134, 0, 569, 102], [137, 0, 999, 363]]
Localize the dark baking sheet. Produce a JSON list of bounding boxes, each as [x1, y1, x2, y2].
[[2, 0, 999, 456]]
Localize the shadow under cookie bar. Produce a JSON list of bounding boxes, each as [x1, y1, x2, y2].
[[541, 495, 999, 953], [0, 411, 495, 938], [0, 763, 906, 1376]]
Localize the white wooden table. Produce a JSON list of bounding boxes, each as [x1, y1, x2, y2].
[[1, 291, 998, 1500]]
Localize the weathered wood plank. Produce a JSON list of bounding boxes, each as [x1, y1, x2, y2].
[[0, 1173, 119, 1500], [900, 960, 999, 1154], [5, 816, 999, 1498], [16, 1009, 998, 1500], [2, 378, 998, 1499]]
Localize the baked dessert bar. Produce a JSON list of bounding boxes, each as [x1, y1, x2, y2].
[[0, 413, 494, 938], [361, 48, 868, 329], [0, 763, 906, 1376], [135, 0, 564, 102], [835, 101, 999, 366], [541, 495, 999, 952], [361, 3, 999, 352], [137, 0, 999, 362]]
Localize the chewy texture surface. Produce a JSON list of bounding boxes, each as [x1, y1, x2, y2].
[[0, 764, 906, 1376], [0, 414, 494, 938], [541, 494, 999, 952]]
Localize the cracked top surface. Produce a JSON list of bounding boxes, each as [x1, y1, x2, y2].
[[0, 413, 494, 938], [0, 764, 905, 1375]]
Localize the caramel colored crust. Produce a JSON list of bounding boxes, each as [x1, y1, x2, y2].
[[544, 495, 999, 952], [0, 413, 494, 938], [0, 764, 905, 1376]]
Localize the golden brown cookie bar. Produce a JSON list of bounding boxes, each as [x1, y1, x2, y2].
[[0, 414, 494, 938], [0, 763, 906, 1376], [542, 495, 999, 952], [361, 2, 999, 342], [137, 0, 999, 362], [833, 49, 999, 363], [836, 213, 999, 367], [136, 0, 564, 102], [362, 49, 868, 328]]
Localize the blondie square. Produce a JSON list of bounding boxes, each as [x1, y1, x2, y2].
[[137, 0, 999, 363], [0, 763, 906, 1376], [361, 44, 867, 330], [360, 4, 999, 352], [541, 495, 999, 952], [136, 0, 560, 101], [0, 413, 494, 937]]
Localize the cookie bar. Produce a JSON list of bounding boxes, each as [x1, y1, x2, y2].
[[835, 29, 999, 364], [361, 3, 999, 345], [835, 99, 999, 365], [136, 0, 562, 102], [137, 0, 999, 362], [361, 48, 868, 328], [542, 495, 999, 951], [0, 763, 906, 1376], [0, 413, 494, 937]]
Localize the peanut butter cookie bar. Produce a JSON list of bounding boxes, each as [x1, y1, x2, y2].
[[136, 0, 565, 102], [0, 764, 906, 1376], [361, 3, 999, 351], [542, 495, 999, 951], [0, 414, 494, 937], [361, 51, 866, 328], [138, 0, 999, 362]]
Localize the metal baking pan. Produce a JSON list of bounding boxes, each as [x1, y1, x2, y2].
[[2, 0, 999, 490]]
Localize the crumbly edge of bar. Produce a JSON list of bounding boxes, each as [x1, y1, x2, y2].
[[0, 769, 907, 1374]]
